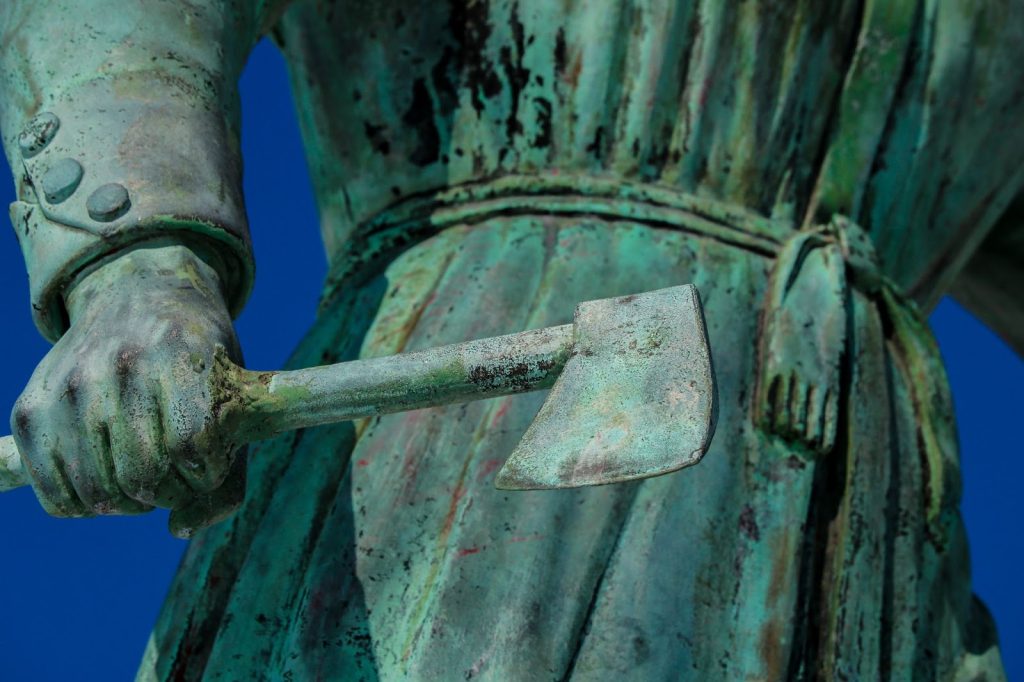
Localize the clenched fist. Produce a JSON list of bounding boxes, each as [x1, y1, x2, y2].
[[11, 242, 246, 538]]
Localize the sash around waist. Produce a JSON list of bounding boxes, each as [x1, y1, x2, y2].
[[315, 173, 954, 546], [319, 173, 789, 307]]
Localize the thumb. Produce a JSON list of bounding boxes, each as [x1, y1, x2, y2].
[[168, 453, 246, 539]]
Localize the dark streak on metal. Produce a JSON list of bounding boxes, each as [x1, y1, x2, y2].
[[467, 356, 559, 392], [559, 483, 640, 681]]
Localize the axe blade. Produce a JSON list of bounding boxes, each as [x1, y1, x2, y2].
[[495, 285, 716, 490]]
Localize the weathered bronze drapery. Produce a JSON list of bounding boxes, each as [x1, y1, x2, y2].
[[1, 1, 1021, 679]]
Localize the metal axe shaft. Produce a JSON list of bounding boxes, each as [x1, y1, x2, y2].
[[0, 324, 575, 493], [1, 284, 717, 495], [234, 324, 574, 439]]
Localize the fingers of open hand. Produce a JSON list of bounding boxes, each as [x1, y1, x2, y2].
[[760, 370, 839, 456]]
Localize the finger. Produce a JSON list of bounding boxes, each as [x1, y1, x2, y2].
[[53, 369, 110, 512], [61, 367, 151, 514], [789, 381, 809, 444], [161, 380, 230, 493], [772, 374, 792, 437], [78, 421, 152, 515], [41, 455, 91, 518], [168, 450, 246, 539], [11, 398, 89, 517], [805, 386, 824, 446], [144, 393, 203, 510], [109, 376, 192, 509]]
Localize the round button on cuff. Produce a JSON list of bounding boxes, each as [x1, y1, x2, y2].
[[18, 112, 61, 158], [86, 183, 131, 222], [40, 158, 84, 204]]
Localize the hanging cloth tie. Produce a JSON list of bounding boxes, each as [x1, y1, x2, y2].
[[754, 216, 959, 546], [753, 217, 850, 455]]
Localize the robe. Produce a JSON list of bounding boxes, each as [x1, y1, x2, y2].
[[6, 0, 1021, 680]]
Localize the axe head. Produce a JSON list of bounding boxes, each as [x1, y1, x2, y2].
[[496, 285, 717, 490]]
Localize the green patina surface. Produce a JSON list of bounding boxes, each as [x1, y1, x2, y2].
[[1, 0, 1023, 679]]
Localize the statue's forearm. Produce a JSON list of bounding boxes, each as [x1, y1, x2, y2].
[[0, 1, 265, 341]]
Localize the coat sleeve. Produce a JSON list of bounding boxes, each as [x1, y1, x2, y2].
[[0, 1, 291, 342], [950, 191, 1024, 358]]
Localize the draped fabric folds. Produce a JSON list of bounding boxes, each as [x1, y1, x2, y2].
[[141, 0, 1023, 679]]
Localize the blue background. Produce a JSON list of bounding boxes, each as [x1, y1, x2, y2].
[[0, 41, 1020, 680]]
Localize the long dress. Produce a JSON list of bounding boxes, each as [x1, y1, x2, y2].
[[139, 1, 1024, 679]]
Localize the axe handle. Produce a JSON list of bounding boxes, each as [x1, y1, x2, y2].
[[0, 437, 22, 493], [0, 323, 575, 493]]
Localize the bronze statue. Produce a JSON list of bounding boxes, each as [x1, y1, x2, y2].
[[1, 1, 1021, 679]]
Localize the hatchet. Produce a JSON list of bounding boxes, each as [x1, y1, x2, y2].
[[0, 284, 716, 494]]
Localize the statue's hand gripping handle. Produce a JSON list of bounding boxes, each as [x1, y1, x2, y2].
[[1, 285, 716, 498], [0, 324, 574, 494]]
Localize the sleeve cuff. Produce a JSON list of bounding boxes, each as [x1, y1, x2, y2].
[[9, 74, 254, 342]]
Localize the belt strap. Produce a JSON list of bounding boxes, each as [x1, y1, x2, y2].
[[319, 174, 788, 310], [320, 174, 954, 545]]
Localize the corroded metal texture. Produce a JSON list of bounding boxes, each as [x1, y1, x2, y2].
[[1, 285, 715, 492], [1, 3, 258, 341], [236, 324, 574, 439], [2, 0, 1022, 679], [497, 285, 715, 489], [0, 437, 20, 492]]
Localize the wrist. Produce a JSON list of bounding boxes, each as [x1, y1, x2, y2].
[[65, 240, 231, 325]]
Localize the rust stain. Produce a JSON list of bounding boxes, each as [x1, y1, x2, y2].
[[489, 401, 511, 426], [566, 55, 583, 88], [758, 617, 785, 677], [766, 527, 792, 608], [400, 445, 475, 664], [476, 458, 503, 481]]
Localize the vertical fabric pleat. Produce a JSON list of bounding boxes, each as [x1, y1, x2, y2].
[[139, 0, 1021, 678], [146, 216, 1001, 679]]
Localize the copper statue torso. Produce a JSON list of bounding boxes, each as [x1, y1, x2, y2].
[[0, 0, 1018, 678], [276, 0, 1022, 301], [136, 2, 1024, 679]]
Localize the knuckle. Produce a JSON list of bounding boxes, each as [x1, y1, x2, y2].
[[168, 437, 213, 483], [60, 369, 86, 407], [113, 343, 146, 383], [11, 399, 36, 439], [30, 473, 83, 518], [10, 400, 54, 464], [114, 458, 163, 505], [77, 363, 106, 391]]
